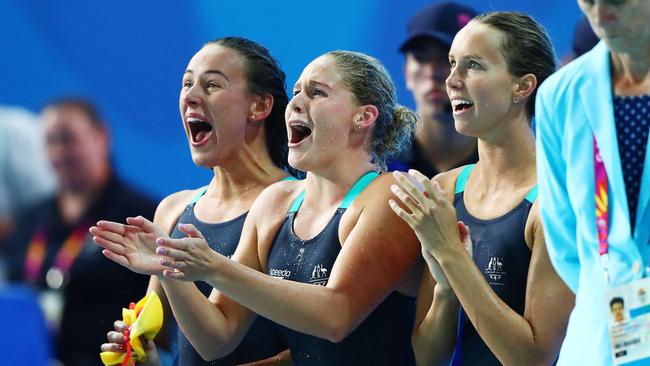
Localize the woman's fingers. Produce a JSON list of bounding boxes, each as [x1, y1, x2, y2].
[[457, 221, 470, 238], [160, 257, 188, 270], [114, 320, 128, 332], [388, 199, 417, 227], [392, 171, 428, 204], [408, 169, 436, 198], [178, 223, 205, 240], [89, 226, 126, 246], [126, 216, 159, 235], [162, 269, 187, 280], [156, 246, 189, 262], [96, 220, 128, 235], [431, 181, 451, 206], [92, 235, 128, 256], [155, 236, 188, 251], [107, 330, 126, 344], [457, 221, 473, 256], [390, 184, 422, 215], [101, 249, 130, 267], [100, 342, 125, 353]]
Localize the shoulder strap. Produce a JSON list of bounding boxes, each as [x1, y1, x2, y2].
[[339, 171, 379, 209], [288, 191, 306, 214], [188, 186, 208, 205], [524, 185, 538, 203], [288, 171, 379, 213], [454, 164, 475, 194]]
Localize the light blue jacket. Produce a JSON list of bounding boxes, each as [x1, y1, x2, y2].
[[536, 41, 650, 365]]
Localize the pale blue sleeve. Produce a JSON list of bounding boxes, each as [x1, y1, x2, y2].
[[535, 85, 580, 293]]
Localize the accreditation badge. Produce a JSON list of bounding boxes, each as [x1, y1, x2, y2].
[[606, 277, 650, 365]]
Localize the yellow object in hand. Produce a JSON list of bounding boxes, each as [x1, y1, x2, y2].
[[100, 291, 163, 366]]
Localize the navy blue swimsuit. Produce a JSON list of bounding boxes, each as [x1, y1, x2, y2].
[[450, 165, 537, 366], [266, 172, 416, 365], [173, 186, 288, 366]]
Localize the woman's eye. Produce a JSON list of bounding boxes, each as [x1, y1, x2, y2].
[[312, 88, 326, 97], [292, 90, 301, 96], [468, 60, 481, 69], [182, 81, 192, 88]]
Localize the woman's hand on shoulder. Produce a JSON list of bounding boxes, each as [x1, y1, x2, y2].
[[388, 169, 463, 259]]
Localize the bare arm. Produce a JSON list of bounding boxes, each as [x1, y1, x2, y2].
[[412, 269, 460, 366], [411, 220, 471, 366]]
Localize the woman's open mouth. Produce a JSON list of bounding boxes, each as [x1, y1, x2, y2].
[[451, 99, 474, 115], [289, 122, 312, 146], [187, 118, 214, 146]]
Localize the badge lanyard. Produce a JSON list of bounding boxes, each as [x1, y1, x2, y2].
[[23, 220, 91, 289], [594, 136, 611, 283]]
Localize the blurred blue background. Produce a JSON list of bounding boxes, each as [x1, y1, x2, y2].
[[0, 0, 582, 201]]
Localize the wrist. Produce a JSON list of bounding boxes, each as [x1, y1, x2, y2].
[[433, 282, 455, 296], [206, 251, 226, 286], [437, 242, 469, 270]]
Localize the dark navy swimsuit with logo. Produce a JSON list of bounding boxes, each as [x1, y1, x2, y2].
[[173, 185, 288, 366], [450, 164, 537, 366], [266, 172, 416, 365]]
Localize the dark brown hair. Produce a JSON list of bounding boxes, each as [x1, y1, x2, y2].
[[474, 12, 557, 119], [205, 37, 292, 173]]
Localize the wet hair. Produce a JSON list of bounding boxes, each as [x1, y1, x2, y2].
[[42, 97, 105, 130], [204, 37, 293, 173], [610, 297, 624, 309], [325, 51, 417, 171], [473, 12, 557, 120]]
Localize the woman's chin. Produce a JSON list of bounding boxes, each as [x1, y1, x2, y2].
[[191, 151, 223, 169]]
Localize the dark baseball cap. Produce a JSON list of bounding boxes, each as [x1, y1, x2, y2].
[[400, 2, 477, 53]]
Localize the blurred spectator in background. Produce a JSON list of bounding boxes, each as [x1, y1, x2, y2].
[[3, 97, 156, 365], [561, 15, 599, 65], [0, 106, 56, 251], [389, 2, 478, 177]]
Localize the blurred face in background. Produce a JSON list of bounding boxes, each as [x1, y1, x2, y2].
[[42, 105, 109, 192], [404, 38, 452, 120], [578, 0, 650, 53]]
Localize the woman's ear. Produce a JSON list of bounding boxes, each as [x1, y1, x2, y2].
[[249, 94, 274, 122], [353, 105, 379, 131], [512, 73, 538, 104]]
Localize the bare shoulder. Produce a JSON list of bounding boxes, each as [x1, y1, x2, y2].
[[347, 173, 408, 225], [154, 188, 202, 234], [432, 166, 467, 200], [247, 178, 305, 222], [246, 178, 305, 270]]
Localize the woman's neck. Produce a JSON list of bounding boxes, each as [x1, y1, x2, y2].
[[611, 48, 650, 95], [301, 159, 376, 212], [208, 145, 287, 203], [416, 116, 477, 173], [474, 115, 536, 191]]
